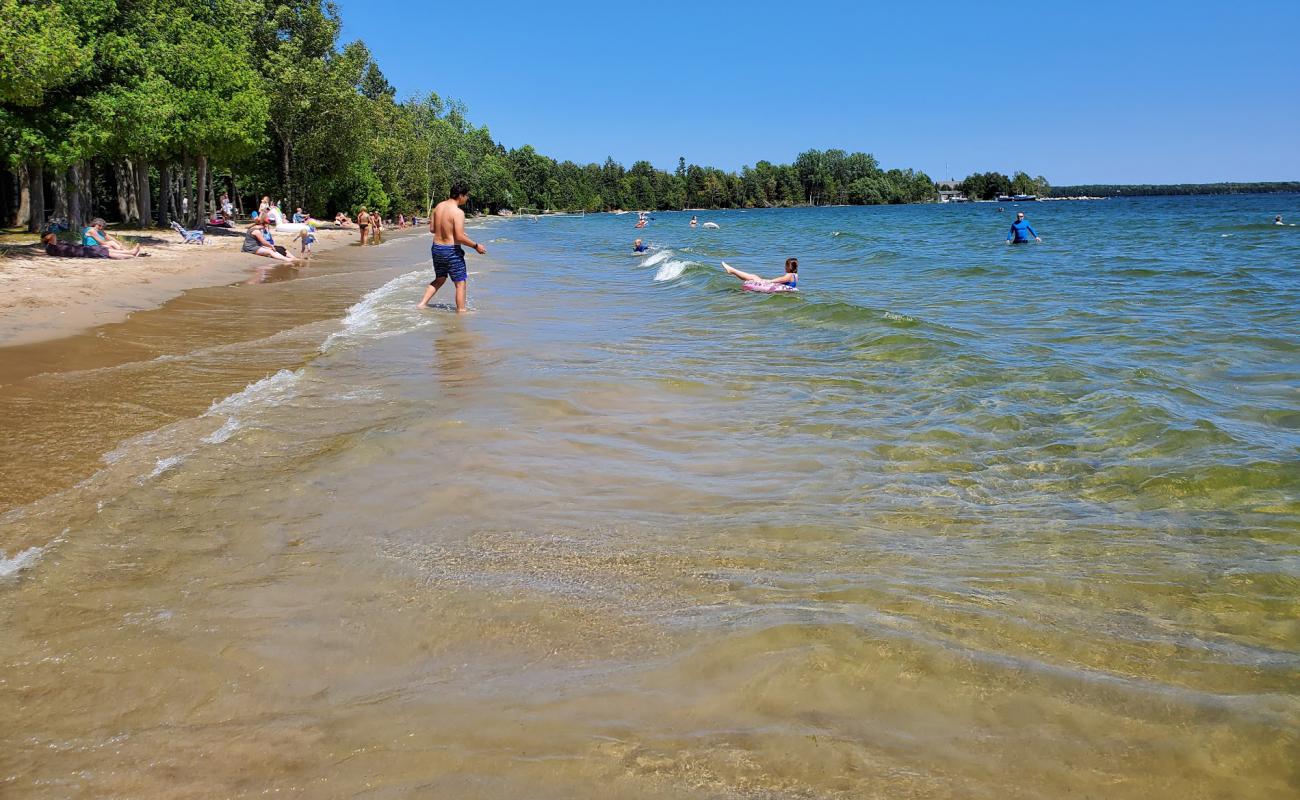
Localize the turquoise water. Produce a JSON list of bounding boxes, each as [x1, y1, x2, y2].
[[2, 195, 1297, 796]]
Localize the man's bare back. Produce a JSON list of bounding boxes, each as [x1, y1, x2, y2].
[[430, 198, 466, 246]]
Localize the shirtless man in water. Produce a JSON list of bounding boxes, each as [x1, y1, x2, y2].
[[417, 183, 486, 313]]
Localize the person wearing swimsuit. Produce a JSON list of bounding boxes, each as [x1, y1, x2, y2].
[[722, 257, 799, 290], [357, 208, 371, 245], [242, 218, 297, 263]]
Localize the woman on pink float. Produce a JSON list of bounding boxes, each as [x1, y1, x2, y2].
[[722, 257, 799, 292]]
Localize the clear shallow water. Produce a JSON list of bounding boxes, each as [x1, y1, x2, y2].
[[1, 196, 1298, 797]]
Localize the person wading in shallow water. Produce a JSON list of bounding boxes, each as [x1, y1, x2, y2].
[[417, 184, 487, 314], [1006, 211, 1042, 244]]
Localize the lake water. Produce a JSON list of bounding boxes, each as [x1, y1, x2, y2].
[[2, 196, 1297, 797]]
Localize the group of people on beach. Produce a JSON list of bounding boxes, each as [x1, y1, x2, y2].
[[41, 218, 149, 260]]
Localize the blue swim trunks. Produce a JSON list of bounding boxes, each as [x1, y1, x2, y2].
[[431, 243, 467, 283]]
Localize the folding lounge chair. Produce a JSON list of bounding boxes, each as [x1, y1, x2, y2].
[[170, 221, 205, 244]]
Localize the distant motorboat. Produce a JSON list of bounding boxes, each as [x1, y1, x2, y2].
[[997, 194, 1038, 202]]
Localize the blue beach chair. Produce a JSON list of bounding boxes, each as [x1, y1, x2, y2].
[[170, 221, 205, 244]]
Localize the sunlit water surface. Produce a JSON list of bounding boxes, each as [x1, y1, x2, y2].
[[2, 196, 1297, 797]]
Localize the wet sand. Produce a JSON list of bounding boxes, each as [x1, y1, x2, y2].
[[0, 228, 427, 522], [0, 224, 366, 348]]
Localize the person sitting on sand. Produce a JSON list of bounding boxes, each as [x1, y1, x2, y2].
[[1006, 211, 1041, 244], [43, 233, 141, 259], [722, 258, 798, 289], [334, 212, 353, 228], [242, 218, 296, 263], [82, 218, 135, 253], [633, 238, 649, 253]]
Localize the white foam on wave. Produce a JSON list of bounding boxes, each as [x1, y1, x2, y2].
[[654, 259, 690, 282], [642, 250, 672, 267], [202, 417, 242, 444], [321, 270, 431, 352], [0, 546, 43, 578], [205, 368, 304, 417], [147, 455, 185, 479]]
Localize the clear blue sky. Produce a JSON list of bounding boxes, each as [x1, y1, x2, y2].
[[336, 0, 1298, 184]]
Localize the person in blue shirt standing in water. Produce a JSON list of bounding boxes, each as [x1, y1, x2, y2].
[[1006, 211, 1041, 244]]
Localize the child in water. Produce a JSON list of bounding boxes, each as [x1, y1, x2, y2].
[[722, 258, 798, 290]]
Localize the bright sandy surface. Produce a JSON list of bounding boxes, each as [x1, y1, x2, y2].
[[0, 225, 363, 347]]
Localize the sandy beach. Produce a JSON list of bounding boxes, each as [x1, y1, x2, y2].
[[0, 224, 369, 348]]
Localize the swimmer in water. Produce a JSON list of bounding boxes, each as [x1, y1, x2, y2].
[[633, 238, 648, 253], [1276, 215, 1284, 225], [722, 257, 798, 289], [690, 215, 698, 228], [1006, 211, 1041, 244]]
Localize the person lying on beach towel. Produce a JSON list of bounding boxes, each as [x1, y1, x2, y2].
[[43, 233, 142, 259]]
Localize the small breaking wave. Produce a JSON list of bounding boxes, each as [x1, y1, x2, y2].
[[654, 259, 693, 282], [0, 546, 43, 579], [321, 270, 430, 351], [642, 250, 672, 267]]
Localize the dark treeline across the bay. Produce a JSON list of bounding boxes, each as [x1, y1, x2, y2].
[[1051, 182, 1300, 197], [3, 0, 1037, 233]]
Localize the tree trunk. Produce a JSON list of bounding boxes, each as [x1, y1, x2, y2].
[[68, 164, 83, 231], [179, 158, 191, 225], [27, 162, 45, 233], [279, 138, 292, 208], [51, 168, 69, 225], [231, 175, 244, 217], [115, 159, 134, 223], [194, 154, 208, 226], [159, 162, 172, 227], [13, 163, 30, 228], [80, 161, 93, 227], [135, 159, 152, 227]]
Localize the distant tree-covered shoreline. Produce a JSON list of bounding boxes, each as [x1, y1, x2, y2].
[[0, 0, 953, 230], [1050, 182, 1300, 197], [13, 1, 1281, 232]]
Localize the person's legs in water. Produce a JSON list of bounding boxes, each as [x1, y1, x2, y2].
[[418, 275, 446, 307], [722, 262, 762, 282], [420, 243, 469, 312]]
